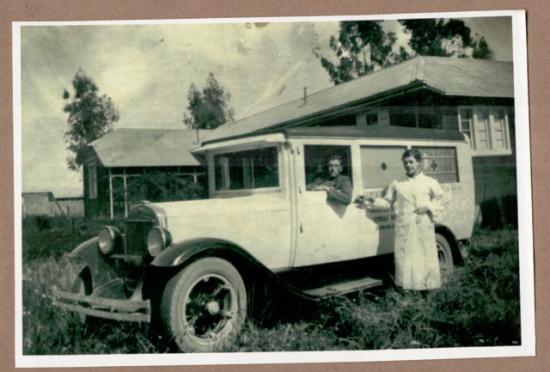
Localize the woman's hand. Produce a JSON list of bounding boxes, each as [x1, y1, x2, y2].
[[355, 196, 375, 209]]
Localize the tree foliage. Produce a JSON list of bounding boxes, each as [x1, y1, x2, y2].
[[471, 36, 494, 60], [400, 19, 494, 59], [125, 171, 206, 203], [318, 21, 399, 85], [183, 73, 235, 129], [63, 70, 119, 171], [318, 19, 494, 85]]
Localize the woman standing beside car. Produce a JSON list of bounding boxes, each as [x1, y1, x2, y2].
[[361, 149, 449, 290]]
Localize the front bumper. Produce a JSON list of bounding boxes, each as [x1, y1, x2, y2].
[[52, 288, 151, 323]]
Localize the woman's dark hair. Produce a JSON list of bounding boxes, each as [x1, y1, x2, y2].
[[401, 149, 423, 162]]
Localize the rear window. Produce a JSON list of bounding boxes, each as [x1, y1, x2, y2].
[[360, 146, 407, 189], [214, 147, 279, 191], [360, 145, 459, 188], [413, 146, 459, 183]]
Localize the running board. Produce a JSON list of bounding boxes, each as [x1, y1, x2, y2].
[[303, 277, 383, 298]]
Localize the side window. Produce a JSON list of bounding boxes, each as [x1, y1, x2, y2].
[[360, 146, 407, 189], [413, 146, 459, 183], [214, 146, 279, 191], [87, 163, 98, 199], [303, 145, 352, 189]]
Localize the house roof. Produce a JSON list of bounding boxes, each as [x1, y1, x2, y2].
[[201, 56, 514, 145], [89, 128, 208, 167]]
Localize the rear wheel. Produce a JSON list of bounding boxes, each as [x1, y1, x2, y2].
[[436, 233, 454, 282], [161, 257, 247, 352]]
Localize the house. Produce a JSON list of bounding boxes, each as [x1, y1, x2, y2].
[[200, 56, 516, 227], [22, 192, 55, 216], [78, 128, 208, 219], [80, 57, 516, 225], [22, 192, 84, 218]]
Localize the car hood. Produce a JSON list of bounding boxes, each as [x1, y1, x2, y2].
[[149, 192, 289, 227]]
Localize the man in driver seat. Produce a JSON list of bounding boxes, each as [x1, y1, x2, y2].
[[307, 153, 353, 206]]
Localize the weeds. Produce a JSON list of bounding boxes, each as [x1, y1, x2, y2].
[[22, 222, 521, 354]]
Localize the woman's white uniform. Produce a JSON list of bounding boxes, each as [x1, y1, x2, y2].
[[373, 172, 449, 290]]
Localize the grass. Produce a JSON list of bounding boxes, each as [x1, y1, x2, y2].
[[21, 216, 521, 354]]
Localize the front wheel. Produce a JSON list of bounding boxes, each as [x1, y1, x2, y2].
[[160, 257, 247, 352], [436, 233, 454, 282]]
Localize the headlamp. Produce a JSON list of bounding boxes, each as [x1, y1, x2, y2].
[[147, 226, 171, 257], [97, 226, 121, 255]]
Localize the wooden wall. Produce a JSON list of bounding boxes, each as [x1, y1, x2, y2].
[[23, 194, 84, 218]]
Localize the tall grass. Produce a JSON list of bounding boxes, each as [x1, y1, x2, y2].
[[22, 216, 125, 262], [22, 218, 520, 354]]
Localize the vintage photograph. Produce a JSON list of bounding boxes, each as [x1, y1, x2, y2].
[[15, 10, 533, 366]]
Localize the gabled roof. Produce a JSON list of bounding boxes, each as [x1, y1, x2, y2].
[[202, 56, 513, 145], [88, 128, 208, 167]]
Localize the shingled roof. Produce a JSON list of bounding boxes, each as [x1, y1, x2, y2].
[[88, 128, 207, 167], [201, 56, 513, 145]]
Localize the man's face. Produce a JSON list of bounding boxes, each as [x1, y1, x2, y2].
[[403, 155, 422, 177], [327, 159, 343, 178]]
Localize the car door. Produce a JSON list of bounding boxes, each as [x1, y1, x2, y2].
[[292, 143, 363, 267], [358, 145, 407, 256]]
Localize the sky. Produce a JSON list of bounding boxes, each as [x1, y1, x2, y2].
[[19, 16, 513, 197]]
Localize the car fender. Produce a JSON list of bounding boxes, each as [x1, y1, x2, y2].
[[69, 237, 99, 265], [151, 238, 247, 268], [68, 237, 120, 289], [149, 238, 316, 301], [435, 224, 463, 265]]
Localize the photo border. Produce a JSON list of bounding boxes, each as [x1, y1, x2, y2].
[[7, 5, 535, 370]]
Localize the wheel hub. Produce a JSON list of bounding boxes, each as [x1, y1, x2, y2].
[[183, 274, 237, 340], [206, 300, 220, 315]]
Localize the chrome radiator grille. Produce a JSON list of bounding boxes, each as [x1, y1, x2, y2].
[[124, 220, 155, 256]]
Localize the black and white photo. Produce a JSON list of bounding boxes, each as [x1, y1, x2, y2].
[[14, 10, 533, 368]]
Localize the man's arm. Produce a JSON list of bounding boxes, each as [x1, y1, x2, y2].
[[306, 177, 323, 190], [326, 176, 353, 205]]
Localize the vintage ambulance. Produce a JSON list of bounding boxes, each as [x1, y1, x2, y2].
[[54, 125, 475, 352]]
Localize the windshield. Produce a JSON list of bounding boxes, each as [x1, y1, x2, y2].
[[214, 146, 279, 191]]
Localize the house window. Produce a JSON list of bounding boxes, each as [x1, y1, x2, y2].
[[458, 106, 512, 156], [389, 106, 416, 128], [389, 106, 442, 129], [492, 108, 509, 150], [459, 108, 474, 144], [365, 112, 378, 126], [474, 108, 491, 151], [87, 163, 98, 199]]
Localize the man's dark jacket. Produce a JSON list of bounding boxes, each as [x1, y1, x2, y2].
[[323, 174, 353, 205]]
